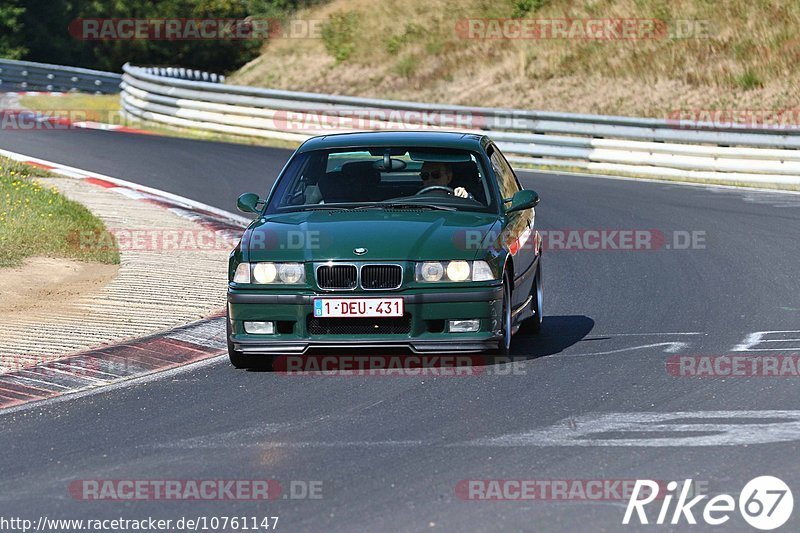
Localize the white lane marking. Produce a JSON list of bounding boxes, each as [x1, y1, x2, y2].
[[459, 411, 800, 447], [226, 441, 425, 448], [0, 147, 250, 227], [153, 437, 423, 449], [0, 355, 227, 416], [150, 423, 301, 449], [560, 342, 689, 357], [732, 331, 800, 352], [585, 332, 705, 337]]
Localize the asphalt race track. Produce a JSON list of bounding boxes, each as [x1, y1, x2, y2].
[[1, 128, 800, 531]]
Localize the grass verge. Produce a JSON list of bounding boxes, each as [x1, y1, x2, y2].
[[18, 94, 301, 150], [18, 94, 121, 123], [0, 157, 120, 268]]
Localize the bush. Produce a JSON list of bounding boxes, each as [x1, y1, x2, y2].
[[737, 69, 763, 90], [321, 11, 359, 63], [512, 0, 546, 18]]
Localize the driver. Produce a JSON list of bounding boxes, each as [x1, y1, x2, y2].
[[419, 162, 470, 198]]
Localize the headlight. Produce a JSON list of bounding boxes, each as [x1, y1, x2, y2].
[[232, 262, 306, 284], [253, 262, 277, 283], [472, 261, 494, 281], [233, 262, 251, 283], [419, 261, 444, 282], [446, 261, 471, 281], [415, 260, 496, 282], [278, 263, 304, 284]]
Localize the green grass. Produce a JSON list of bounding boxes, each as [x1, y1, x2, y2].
[[321, 11, 359, 62], [511, 0, 546, 18], [19, 94, 122, 123], [0, 158, 120, 268], [736, 69, 764, 90], [395, 55, 418, 78], [20, 94, 302, 150]]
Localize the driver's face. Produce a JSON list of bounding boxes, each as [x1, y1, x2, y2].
[[420, 163, 451, 187]]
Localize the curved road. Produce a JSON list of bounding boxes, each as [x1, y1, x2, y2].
[[1, 129, 799, 531]]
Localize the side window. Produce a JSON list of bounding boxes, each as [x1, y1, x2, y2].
[[489, 145, 521, 200]]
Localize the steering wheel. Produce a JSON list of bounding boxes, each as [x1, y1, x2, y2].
[[416, 185, 454, 196]]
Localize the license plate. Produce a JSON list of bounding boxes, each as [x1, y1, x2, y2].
[[313, 298, 404, 318]]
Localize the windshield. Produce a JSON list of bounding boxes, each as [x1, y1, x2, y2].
[[265, 147, 496, 213]]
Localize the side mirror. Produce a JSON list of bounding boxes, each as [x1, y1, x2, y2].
[[237, 192, 262, 214], [505, 190, 539, 214]]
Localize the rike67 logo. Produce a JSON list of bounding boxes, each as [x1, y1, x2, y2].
[[624, 476, 793, 530]]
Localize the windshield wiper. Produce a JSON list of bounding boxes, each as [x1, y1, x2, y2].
[[299, 202, 456, 212], [355, 202, 456, 212], [300, 204, 362, 211]]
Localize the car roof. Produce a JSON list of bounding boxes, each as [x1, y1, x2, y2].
[[296, 131, 489, 153]]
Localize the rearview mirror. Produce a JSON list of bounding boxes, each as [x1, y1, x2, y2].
[[505, 190, 540, 214], [237, 192, 262, 214]]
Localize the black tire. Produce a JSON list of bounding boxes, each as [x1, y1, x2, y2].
[[528, 260, 543, 334], [226, 312, 273, 370], [496, 273, 513, 356], [227, 313, 250, 368]]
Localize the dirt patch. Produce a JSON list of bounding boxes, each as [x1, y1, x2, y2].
[[0, 257, 119, 316]]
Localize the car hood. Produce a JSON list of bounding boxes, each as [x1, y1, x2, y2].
[[244, 210, 501, 262]]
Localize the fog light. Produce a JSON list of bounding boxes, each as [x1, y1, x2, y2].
[[244, 321, 275, 334], [449, 319, 480, 333]]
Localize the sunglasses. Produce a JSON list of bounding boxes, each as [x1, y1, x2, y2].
[[420, 171, 443, 181]]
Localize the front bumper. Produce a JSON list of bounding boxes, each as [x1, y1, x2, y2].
[[227, 285, 503, 354]]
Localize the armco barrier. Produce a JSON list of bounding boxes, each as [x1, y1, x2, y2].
[[0, 59, 122, 94], [106, 63, 800, 184]]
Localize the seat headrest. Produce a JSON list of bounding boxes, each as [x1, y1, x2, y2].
[[450, 160, 479, 183], [340, 161, 380, 184]]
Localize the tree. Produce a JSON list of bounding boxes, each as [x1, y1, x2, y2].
[[0, 0, 27, 59], [16, 0, 321, 73]]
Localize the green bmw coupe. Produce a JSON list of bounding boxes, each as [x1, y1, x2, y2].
[[227, 131, 542, 368]]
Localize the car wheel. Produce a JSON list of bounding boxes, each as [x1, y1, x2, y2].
[[496, 272, 513, 356], [226, 313, 250, 368], [529, 260, 543, 334], [226, 312, 273, 370]]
